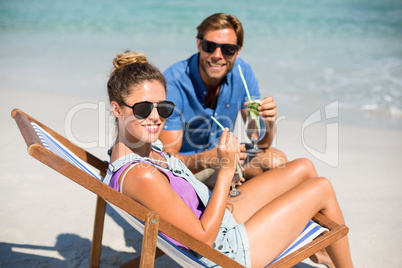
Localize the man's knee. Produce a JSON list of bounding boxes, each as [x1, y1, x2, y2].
[[260, 147, 288, 170], [269, 147, 288, 163]]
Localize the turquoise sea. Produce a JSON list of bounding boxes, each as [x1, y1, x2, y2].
[[1, 0, 402, 129]]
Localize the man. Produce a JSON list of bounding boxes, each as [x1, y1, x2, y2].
[[160, 13, 287, 185]]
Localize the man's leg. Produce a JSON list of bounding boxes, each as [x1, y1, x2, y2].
[[243, 146, 288, 179]]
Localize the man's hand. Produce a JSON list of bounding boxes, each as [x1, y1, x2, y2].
[[258, 96, 277, 123]]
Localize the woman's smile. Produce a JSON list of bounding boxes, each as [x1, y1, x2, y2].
[[143, 123, 160, 133]]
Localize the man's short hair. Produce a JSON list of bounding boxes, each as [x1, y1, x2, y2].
[[196, 13, 244, 47]]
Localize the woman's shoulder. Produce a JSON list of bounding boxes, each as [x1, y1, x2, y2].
[[127, 161, 164, 178], [121, 161, 172, 205], [124, 162, 169, 193]]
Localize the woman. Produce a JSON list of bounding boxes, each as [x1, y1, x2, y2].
[[103, 50, 353, 267]]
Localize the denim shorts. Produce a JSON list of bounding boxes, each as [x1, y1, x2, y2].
[[197, 209, 251, 267]]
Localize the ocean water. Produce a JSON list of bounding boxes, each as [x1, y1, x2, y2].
[[1, 0, 402, 129]]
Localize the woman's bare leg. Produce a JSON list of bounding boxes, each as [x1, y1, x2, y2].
[[229, 158, 318, 224], [243, 177, 353, 267]]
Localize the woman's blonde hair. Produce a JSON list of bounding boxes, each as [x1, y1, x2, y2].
[[107, 50, 166, 105]]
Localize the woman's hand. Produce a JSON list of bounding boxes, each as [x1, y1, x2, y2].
[[217, 128, 240, 172]]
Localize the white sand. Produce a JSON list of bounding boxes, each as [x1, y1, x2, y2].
[[1, 88, 402, 267]]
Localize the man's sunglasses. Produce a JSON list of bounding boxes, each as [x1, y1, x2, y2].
[[199, 39, 240, 57], [120, 100, 175, 120]]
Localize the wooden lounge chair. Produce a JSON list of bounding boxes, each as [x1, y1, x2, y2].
[[12, 108, 349, 268]]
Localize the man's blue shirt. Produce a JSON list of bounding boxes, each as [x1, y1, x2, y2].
[[163, 53, 260, 155]]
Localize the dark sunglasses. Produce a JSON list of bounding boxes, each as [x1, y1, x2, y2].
[[199, 39, 240, 57], [120, 100, 175, 120]]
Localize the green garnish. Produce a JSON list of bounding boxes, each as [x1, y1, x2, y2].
[[247, 101, 260, 116], [247, 100, 261, 129]]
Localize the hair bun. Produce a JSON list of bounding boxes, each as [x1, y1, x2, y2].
[[112, 50, 148, 72]]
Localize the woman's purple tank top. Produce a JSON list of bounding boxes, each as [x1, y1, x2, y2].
[[108, 159, 205, 248]]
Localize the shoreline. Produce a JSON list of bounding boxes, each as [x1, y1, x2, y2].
[[2, 88, 402, 267]]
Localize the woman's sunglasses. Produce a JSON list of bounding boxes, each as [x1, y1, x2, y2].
[[120, 100, 175, 120], [199, 39, 240, 57]]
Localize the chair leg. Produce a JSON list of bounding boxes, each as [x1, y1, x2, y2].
[[139, 212, 160, 268], [89, 195, 107, 268]]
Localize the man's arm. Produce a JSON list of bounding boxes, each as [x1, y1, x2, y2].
[[159, 129, 219, 174]]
